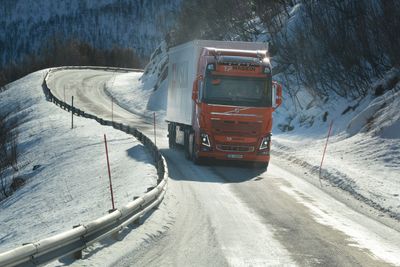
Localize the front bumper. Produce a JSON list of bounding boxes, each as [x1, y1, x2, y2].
[[198, 149, 269, 163]]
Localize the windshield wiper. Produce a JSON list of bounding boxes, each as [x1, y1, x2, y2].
[[205, 97, 234, 102], [237, 97, 259, 102]]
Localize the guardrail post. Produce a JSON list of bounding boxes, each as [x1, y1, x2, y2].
[[73, 249, 82, 260], [112, 229, 123, 241], [133, 216, 142, 226], [72, 225, 82, 259]]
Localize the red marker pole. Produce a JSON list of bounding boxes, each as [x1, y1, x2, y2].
[[104, 134, 115, 210], [319, 121, 333, 186], [153, 112, 157, 146]]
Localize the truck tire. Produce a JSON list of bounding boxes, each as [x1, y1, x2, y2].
[[168, 123, 176, 148], [191, 134, 201, 164], [257, 161, 269, 171]]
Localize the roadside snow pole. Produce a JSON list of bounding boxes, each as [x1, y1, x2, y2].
[[111, 96, 114, 122], [153, 112, 157, 146], [319, 120, 333, 186], [104, 134, 115, 211], [71, 96, 74, 129]]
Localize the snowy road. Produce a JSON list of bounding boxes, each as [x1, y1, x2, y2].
[[47, 69, 400, 266]]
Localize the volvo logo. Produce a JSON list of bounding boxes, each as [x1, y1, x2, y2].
[[225, 107, 248, 114]]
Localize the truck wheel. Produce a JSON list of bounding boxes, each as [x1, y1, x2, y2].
[[184, 131, 190, 159], [258, 162, 269, 171], [191, 135, 201, 165], [168, 124, 176, 148]]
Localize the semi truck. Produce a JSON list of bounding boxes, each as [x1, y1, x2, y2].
[[166, 40, 282, 167]]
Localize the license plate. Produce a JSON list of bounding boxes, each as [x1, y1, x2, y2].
[[227, 154, 243, 159]]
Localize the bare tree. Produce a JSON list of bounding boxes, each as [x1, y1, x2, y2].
[[265, 0, 400, 100], [0, 112, 20, 199]]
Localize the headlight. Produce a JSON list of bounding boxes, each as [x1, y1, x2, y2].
[[259, 134, 271, 150], [201, 133, 211, 147]]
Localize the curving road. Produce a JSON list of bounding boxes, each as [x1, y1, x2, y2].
[[47, 69, 400, 266]]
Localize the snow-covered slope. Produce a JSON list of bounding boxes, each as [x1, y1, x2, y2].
[[258, 3, 400, 219], [105, 42, 169, 118], [0, 70, 157, 252], [272, 69, 400, 219]]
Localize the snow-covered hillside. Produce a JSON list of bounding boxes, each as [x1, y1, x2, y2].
[[0, 0, 181, 67], [0, 70, 157, 252], [105, 41, 169, 117], [272, 67, 400, 218]]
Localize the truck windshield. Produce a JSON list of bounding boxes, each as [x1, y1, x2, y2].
[[202, 75, 272, 107]]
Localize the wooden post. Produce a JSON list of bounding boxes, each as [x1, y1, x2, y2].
[[153, 112, 156, 146], [71, 96, 74, 129], [73, 250, 82, 260], [72, 225, 82, 259], [104, 134, 115, 210]]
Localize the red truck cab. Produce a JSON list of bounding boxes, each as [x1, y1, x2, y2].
[[166, 41, 282, 168]]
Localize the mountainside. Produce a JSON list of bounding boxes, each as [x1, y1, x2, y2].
[[0, 0, 181, 68]]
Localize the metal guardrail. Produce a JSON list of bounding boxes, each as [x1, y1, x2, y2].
[[0, 68, 167, 267], [47, 66, 144, 73]]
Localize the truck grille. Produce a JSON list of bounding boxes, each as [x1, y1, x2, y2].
[[211, 120, 261, 136], [216, 145, 255, 153]]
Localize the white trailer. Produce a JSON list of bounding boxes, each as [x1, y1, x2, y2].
[[166, 40, 267, 126]]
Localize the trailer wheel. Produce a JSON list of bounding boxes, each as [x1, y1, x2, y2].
[[168, 123, 176, 148], [184, 131, 190, 159]]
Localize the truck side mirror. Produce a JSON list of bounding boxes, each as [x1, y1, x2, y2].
[[272, 81, 282, 110], [192, 77, 202, 103], [192, 88, 198, 102]]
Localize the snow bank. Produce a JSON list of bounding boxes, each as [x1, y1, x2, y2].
[[0, 70, 157, 252], [347, 89, 400, 138], [105, 42, 169, 120], [272, 69, 400, 220]]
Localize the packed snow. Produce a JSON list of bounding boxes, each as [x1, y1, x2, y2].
[[0, 70, 157, 253]]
